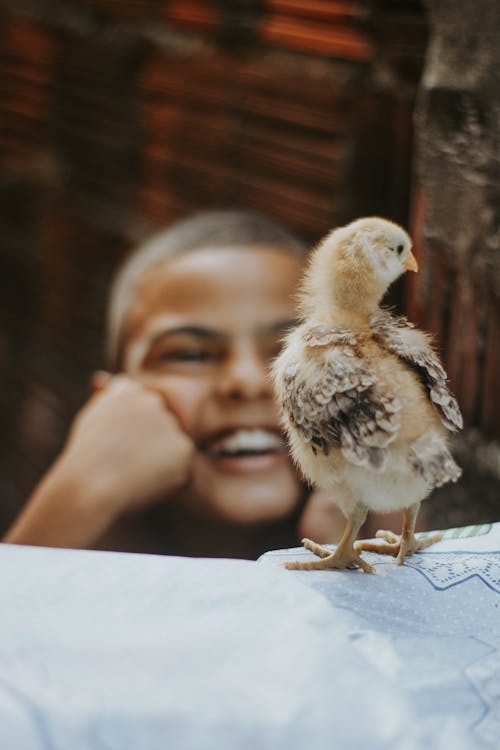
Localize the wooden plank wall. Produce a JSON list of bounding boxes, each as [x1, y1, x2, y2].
[[0, 1, 433, 528]]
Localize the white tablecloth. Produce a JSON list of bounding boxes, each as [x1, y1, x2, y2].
[[0, 523, 498, 749]]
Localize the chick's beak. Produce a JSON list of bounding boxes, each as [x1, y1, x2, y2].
[[404, 251, 419, 272]]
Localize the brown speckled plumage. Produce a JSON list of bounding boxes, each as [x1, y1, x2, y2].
[[282, 325, 400, 470]]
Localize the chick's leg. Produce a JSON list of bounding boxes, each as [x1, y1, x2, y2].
[[285, 503, 373, 573], [357, 502, 442, 565]]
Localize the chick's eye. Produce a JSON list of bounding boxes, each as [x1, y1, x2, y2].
[[396, 244, 404, 255]]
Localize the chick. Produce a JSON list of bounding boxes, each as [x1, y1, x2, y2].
[[273, 217, 462, 572]]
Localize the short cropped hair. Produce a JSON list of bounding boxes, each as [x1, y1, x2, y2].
[[107, 209, 307, 369]]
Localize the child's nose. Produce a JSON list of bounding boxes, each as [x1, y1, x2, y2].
[[217, 346, 272, 401]]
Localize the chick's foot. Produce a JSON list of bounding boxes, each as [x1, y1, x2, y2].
[[356, 529, 443, 565], [284, 538, 373, 573]]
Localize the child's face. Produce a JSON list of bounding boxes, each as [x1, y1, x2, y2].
[[121, 245, 304, 524]]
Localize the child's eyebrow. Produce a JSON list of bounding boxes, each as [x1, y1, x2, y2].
[[147, 320, 298, 347], [149, 326, 224, 345]]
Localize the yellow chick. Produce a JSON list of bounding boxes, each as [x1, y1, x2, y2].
[[273, 217, 462, 572]]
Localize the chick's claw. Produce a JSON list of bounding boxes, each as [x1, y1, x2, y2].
[[376, 529, 399, 544], [357, 529, 443, 565], [301, 537, 333, 558], [284, 539, 373, 573]]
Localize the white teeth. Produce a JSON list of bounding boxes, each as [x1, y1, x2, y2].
[[210, 429, 284, 456]]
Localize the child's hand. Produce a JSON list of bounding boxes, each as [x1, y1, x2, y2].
[[65, 374, 195, 514], [3, 375, 194, 549]]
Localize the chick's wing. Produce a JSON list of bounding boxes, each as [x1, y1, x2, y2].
[[282, 326, 401, 471], [371, 312, 463, 432]]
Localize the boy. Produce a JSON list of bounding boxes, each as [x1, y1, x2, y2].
[[4, 210, 345, 557]]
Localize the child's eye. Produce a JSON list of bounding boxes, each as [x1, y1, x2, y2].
[[159, 349, 214, 363], [142, 344, 220, 371]]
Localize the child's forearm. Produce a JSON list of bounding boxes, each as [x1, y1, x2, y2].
[[2, 456, 119, 549]]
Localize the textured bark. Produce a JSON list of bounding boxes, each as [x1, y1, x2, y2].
[[410, 0, 500, 525]]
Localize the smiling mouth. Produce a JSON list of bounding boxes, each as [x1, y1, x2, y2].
[[204, 428, 286, 459]]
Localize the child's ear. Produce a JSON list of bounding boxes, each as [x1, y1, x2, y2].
[[90, 370, 112, 395]]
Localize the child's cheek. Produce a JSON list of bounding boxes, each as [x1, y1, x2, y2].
[[149, 376, 211, 436]]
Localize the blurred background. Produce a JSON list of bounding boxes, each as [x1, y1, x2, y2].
[[0, 0, 498, 534]]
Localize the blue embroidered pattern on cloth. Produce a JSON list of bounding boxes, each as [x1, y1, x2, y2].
[[404, 552, 500, 593]]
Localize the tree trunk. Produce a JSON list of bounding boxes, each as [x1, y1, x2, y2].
[[409, 0, 500, 526]]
